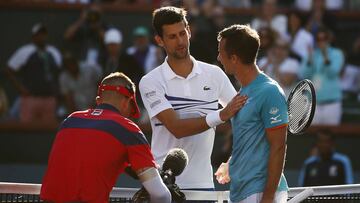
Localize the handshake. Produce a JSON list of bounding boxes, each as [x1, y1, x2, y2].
[[130, 148, 188, 203]]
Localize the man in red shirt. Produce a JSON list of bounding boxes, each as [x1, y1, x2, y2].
[[40, 72, 171, 203]]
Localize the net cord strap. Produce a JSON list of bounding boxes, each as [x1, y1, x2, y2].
[[1, 182, 360, 202]]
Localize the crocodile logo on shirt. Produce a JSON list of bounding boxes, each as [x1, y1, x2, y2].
[[203, 86, 211, 91]]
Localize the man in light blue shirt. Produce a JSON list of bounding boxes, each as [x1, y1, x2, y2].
[[215, 24, 289, 203], [300, 26, 344, 125]]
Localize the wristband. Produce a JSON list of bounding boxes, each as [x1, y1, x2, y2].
[[206, 110, 225, 128]]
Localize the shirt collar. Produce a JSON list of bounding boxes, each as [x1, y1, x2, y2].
[[95, 103, 120, 114], [162, 56, 202, 81]]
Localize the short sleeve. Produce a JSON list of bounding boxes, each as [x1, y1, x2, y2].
[[260, 86, 289, 129], [47, 46, 62, 67], [126, 132, 156, 171], [7, 45, 35, 71], [139, 76, 173, 119]]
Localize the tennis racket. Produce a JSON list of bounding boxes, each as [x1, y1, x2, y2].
[[287, 79, 316, 135]]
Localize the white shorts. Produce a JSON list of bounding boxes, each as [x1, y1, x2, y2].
[[230, 191, 288, 203], [312, 101, 342, 125]]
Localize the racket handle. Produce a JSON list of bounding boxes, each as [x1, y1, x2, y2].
[[288, 188, 314, 203]]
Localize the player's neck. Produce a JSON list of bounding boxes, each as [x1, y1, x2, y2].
[[167, 56, 193, 78], [236, 64, 260, 87]]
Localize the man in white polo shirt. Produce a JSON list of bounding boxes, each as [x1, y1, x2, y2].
[[139, 6, 247, 191]]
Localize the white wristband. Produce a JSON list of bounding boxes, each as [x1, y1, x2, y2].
[[206, 110, 225, 128]]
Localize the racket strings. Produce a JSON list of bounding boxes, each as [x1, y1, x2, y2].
[[288, 84, 313, 134]]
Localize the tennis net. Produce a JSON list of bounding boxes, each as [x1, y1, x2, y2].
[[1, 182, 360, 202]]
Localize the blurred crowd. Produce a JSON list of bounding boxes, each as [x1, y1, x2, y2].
[[5, 0, 360, 11], [0, 0, 360, 128]]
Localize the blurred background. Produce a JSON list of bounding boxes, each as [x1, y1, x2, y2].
[[0, 0, 359, 190]]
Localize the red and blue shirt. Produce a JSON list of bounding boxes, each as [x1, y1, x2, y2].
[[40, 104, 155, 203]]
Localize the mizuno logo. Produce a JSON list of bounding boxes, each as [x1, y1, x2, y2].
[[203, 86, 211, 91], [270, 115, 281, 120], [270, 114, 282, 124]]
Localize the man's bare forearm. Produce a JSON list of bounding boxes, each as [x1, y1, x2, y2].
[[262, 144, 286, 201]]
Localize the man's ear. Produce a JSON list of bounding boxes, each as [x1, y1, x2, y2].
[[230, 54, 238, 64], [186, 25, 191, 40], [154, 35, 164, 48]]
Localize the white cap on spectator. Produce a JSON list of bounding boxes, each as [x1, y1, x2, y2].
[[279, 59, 299, 75], [104, 28, 123, 44], [31, 23, 47, 35]]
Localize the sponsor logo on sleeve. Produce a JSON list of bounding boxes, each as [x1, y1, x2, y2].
[[269, 107, 279, 115], [150, 100, 161, 108], [270, 114, 282, 124], [145, 90, 156, 98]]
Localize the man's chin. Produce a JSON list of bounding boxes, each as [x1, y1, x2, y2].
[[174, 52, 189, 59]]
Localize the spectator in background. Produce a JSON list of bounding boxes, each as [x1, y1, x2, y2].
[[298, 130, 353, 186], [306, 0, 337, 36], [54, 0, 91, 3], [257, 27, 278, 59], [341, 36, 360, 99], [258, 38, 300, 83], [286, 10, 314, 61], [278, 61, 299, 98], [99, 28, 144, 107], [100, 28, 143, 86], [98, 0, 150, 4], [0, 85, 9, 120], [127, 26, 161, 74], [294, 0, 313, 11], [4, 23, 61, 124], [295, 0, 344, 11], [251, 0, 288, 38], [300, 27, 344, 125], [188, 4, 227, 65], [59, 52, 102, 114], [64, 3, 107, 65], [218, 0, 251, 8], [189, 16, 217, 64]]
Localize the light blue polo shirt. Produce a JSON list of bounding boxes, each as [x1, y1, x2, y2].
[[229, 73, 288, 202]]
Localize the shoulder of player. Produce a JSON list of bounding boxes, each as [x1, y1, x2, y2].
[[257, 83, 286, 105], [68, 109, 142, 133], [261, 81, 283, 95], [67, 109, 91, 118], [332, 152, 351, 164], [196, 61, 227, 78], [196, 60, 221, 71], [139, 65, 166, 89], [11, 44, 36, 58], [101, 111, 143, 133], [304, 155, 319, 166]]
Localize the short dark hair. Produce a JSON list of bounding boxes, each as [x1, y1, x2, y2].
[[101, 72, 135, 93], [218, 24, 260, 64], [152, 6, 188, 37]]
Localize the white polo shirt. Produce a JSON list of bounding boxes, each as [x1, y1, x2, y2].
[[139, 56, 236, 189]]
